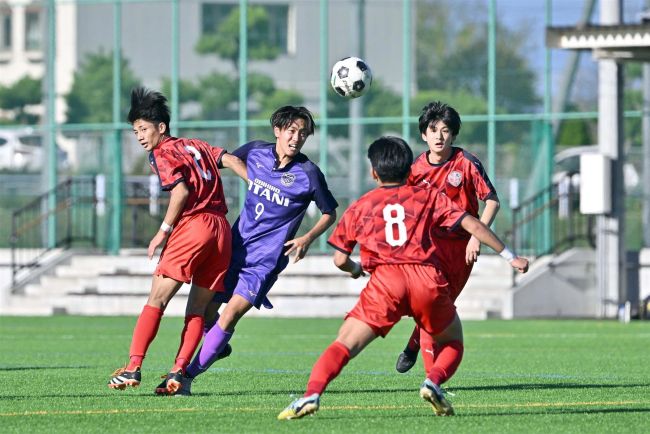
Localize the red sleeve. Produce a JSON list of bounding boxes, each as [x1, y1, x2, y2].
[[327, 206, 357, 254], [210, 145, 227, 166], [153, 148, 185, 191], [467, 158, 497, 201]]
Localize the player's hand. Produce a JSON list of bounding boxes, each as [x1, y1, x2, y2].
[[350, 262, 366, 279], [511, 257, 529, 273], [284, 235, 312, 263], [465, 236, 481, 265], [147, 231, 168, 259]]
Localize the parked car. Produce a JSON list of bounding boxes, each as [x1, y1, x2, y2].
[[0, 128, 68, 171]]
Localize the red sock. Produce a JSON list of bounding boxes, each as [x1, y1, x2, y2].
[[419, 328, 436, 374], [128, 305, 164, 370], [305, 341, 351, 396], [406, 324, 421, 352], [173, 315, 205, 373], [427, 340, 464, 385]]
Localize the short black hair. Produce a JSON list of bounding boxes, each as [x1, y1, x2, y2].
[[127, 87, 170, 133], [367, 136, 413, 183], [270, 106, 315, 136], [418, 101, 461, 136]]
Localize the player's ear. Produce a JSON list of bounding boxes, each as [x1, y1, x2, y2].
[[157, 122, 167, 135], [273, 126, 281, 139], [370, 167, 379, 182]]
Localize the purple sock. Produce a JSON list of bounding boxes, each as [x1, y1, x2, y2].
[[186, 323, 232, 379], [204, 313, 220, 336]]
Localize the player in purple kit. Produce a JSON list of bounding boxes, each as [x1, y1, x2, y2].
[[174, 106, 338, 395]]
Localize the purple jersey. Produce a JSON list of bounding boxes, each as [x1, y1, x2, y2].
[[215, 141, 338, 308]]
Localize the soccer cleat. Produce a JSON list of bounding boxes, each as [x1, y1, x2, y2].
[[277, 393, 320, 420], [156, 372, 193, 396], [419, 378, 454, 416], [395, 348, 418, 373], [154, 370, 184, 395], [175, 375, 193, 397], [218, 343, 233, 361], [107, 366, 141, 390]]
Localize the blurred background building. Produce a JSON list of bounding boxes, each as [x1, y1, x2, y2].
[[1, 0, 649, 319]]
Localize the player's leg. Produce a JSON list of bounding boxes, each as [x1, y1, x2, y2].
[[428, 313, 464, 386], [279, 266, 403, 420], [185, 294, 252, 380], [278, 317, 378, 420], [204, 299, 221, 334], [419, 327, 436, 375], [160, 284, 217, 395], [108, 274, 183, 390], [396, 323, 421, 373], [406, 264, 458, 415], [420, 314, 463, 416]]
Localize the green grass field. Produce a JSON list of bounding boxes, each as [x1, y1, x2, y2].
[[2, 316, 649, 433]]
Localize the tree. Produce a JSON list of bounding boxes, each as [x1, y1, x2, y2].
[[196, 5, 279, 70], [65, 51, 141, 124], [415, 0, 539, 113], [0, 76, 42, 124]]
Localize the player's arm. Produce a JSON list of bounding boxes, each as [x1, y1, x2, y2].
[[332, 250, 365, 279], [459, 214, 528, 273], [284, 211, 337, 264], [466, 196, 500, 264], [148, 181, 189, 259], [220, 153, 248, 182]]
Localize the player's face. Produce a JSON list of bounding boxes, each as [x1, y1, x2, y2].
[[274, 118, 309, 160], [133, 119, 166, 152], [422, 120, 454, 157]]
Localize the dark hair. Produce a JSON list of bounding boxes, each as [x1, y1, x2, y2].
[[270, 106, 315, 136], [367, 136, 413, 183], [418, 101, 461, 136], [127, 87, 170, 133]]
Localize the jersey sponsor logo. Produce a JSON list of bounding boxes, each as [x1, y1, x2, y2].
[[447, 171, 462, 187], [248, 178, 290, 207], [255, 162, 265, 169], [280, 172, 295, 187]]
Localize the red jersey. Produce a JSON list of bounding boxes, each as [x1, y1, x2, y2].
[[328, 185, 467, 273], [408, 147, 496, 239], [149, 136, 228, 217]]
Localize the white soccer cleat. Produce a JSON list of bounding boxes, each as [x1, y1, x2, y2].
[[277, 393, 320, 420], [420, 378, 454, 416]]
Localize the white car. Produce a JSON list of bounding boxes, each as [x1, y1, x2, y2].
[[0, 128, 67, 171]]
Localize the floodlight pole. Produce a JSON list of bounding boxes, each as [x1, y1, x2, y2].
[[45, 0, 57, 248], [596, 0, 626, 318], [109, 0, 123, 255], [349, 0, 365, 200], [642, 4, 650, 249]]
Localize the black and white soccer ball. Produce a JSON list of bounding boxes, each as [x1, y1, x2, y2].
[[330, 57, 372, 99]]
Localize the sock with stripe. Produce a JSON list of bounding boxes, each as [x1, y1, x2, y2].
[[427, 340, 464, 386]]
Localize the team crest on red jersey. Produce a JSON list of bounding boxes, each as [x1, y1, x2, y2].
[[447, 171, 462, 187], [281, 172, 295, 186]]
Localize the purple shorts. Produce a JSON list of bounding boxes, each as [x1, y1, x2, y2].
[[212, 265, 277, 309]]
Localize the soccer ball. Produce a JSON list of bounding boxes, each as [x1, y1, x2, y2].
[[330, 57, 372, 99]]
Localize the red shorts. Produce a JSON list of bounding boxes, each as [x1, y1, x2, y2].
[[437, 238, 473, 301], [155, 212, 232, 291], [346, 264, 456, 337]]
